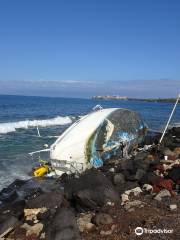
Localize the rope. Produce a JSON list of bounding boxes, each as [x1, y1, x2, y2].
[[159, 94, 180, 144]]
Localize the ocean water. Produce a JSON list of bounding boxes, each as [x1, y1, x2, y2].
[[0, 95, 179, 190]]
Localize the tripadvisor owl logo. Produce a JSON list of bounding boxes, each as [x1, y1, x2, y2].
[[135, 227, 143, 236], [135, 227, 173, 235]]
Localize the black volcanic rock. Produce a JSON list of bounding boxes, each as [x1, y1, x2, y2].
[[0, 214, 20, 236], [26, 190, 63, 209], [46, 207, 80, 240], [63, 169, 119, 211]]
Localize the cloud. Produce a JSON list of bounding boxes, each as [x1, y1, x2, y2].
[[0, 79, 179, 98]]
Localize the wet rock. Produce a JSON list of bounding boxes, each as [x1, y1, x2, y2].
[[36, 178, 63, 193], [26, 190, 63, 209], [47, 207, 80, 240], [0, 214, 19, 235], [0, 189, 18, 204], [93, 213, 113, 226], [154, 189, 171, 201], [10, 199, 26, 219], [0, 179, 27, 200], [16, 178, 60, 200], [113, 173, 125, 185], [77, 213, 95, 232], [18, 183, 43, 201]]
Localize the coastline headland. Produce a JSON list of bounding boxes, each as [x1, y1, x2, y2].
[[92, 95, 179, 103]]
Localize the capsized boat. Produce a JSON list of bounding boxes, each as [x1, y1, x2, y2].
[[50, 108, 147, 175]]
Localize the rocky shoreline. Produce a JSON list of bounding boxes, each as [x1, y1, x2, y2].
[[0, 127, 180, 240], [92, 96, 180, 104]]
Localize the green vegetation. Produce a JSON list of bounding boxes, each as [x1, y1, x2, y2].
[[128, 98, 179, 103]]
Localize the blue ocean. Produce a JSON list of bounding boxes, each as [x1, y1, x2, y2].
[[0, 95, 179, 190]]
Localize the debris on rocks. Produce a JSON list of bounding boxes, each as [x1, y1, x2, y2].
[[24, 208, 47, 221], [21, 222, 43, 237], [124, 200, 145, 211], [124, 187, 143, 197], [121, 187, 143, 205], [142, 184, 153, 192], [169, 204, 177, 211], [106, 201, 115, 207], [121, 193, 129, 205]]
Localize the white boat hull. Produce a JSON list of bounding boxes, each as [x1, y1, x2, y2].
[[50, 108, 147, 175]]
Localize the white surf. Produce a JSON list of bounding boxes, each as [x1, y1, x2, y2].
[[0, 116, 72, 134]]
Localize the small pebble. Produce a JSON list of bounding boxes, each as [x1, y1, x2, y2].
[[169, 204, 177, 211]]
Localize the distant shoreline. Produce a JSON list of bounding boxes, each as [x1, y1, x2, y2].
[[0, 94, 178, 103], [92, 96, 179, 103]]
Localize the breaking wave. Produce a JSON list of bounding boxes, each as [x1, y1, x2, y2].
[[0, 116, 72, 134]]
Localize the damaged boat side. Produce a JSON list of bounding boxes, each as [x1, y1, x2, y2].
[[50, 108, 147, 175]]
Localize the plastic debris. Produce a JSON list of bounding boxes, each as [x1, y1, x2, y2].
[[169, 204, 177, 211]]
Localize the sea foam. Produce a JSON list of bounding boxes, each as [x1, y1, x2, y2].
[[0, 116, 72, 134]]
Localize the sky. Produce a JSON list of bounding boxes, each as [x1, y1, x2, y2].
[[0, 0, 180, 98]]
